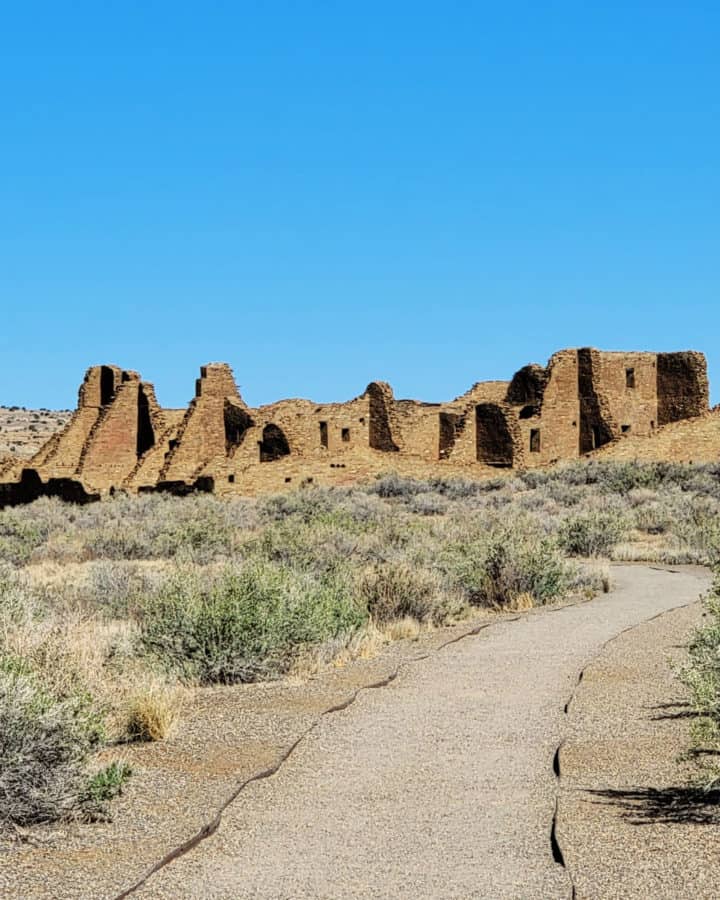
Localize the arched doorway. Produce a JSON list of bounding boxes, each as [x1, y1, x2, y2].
[[259, 424, 290, 462]]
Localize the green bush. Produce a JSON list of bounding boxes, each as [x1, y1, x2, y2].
[[671, 496, 720, 564], [557, 510, 628, 557], [0, 517, 44, 565], [82, 761, 132, 808], [137, 562, 367, 684], [440, 525, 572, 608], [680, 568, 720, 788]]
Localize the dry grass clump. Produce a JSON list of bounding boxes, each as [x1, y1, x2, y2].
[[122, 679, 181, 742], [359, 562, 444, 624]]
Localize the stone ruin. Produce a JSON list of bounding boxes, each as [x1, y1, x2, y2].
[[0, 348, 710, 506]]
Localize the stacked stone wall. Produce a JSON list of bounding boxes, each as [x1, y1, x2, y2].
[[0, 347, 712, 502]]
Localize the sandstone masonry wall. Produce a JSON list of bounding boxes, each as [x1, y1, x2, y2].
[[1, 347, 711, 501]]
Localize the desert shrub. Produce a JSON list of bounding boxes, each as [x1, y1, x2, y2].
[[0, 656, 111, 827], [84, 498, 237, 562], [76, 560, 165, 617], [541, 480, 584, 507], [679, 568, 720, 788], [369, 473, 433, 499], [632, 504, 670, 536], [670, 495, 720, 564], [137, 562, 367, 684], [557, 510, 628, 557], [0, 515, 45, 565], [259, 486, 341, 522], [3, 494, 258, 564], [440, 523, 572, 608], [82, 761, 132, 810], [428, 477, 501, 500], [359, 562, 445, 624], [407, 493, 448, 516], [518, 469, 554, 490], [246, 517, 365, 574]]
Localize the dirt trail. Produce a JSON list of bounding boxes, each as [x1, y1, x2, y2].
[[127, 565, 708, 899]]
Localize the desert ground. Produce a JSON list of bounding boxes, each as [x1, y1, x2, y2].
[[2, 459, 720, 897]]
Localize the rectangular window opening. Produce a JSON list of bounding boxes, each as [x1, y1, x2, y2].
[[228, 474, 235, 483], [621, 424, 631, 434], [626, 367, 636, 389], [341, 427, 350, 442], [319, 421, 328, 448], [530, 428, 541, 453]]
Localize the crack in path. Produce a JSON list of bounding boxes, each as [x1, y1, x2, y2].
[[552, 589, 707, 900], [113, 615, 521, 898], [111, 567, 704, 900]]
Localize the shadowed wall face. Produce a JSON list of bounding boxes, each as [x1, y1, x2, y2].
[[367, 383, 399, 452], [259, 424, 290, 462], [657, 352, 709, 426], [137, 386, 155, 456], [578, 348, 615, 454], [476, 404, 514, 467], [439, 411, 463, 460]]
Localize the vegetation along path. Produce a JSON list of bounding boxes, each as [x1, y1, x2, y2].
[[117, 564, 710, 899]]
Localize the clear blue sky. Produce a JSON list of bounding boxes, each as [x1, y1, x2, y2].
[[1, 2, 718, 409]]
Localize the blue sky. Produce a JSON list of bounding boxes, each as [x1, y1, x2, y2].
[[1, 2, 718, 409]]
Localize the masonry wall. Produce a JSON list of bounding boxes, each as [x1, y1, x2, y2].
[[161, 364, 245, 482], [1, 347, 712, 502], [507, 351, 579, 467], [657, 351, 709, 425], [80, 378, 167, 490], [593, 351, 659, 439]]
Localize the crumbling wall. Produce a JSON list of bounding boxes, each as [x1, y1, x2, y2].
[[438, 381, 510, 465], [391, 401, 439, 458], [29, 365, 125, 480], [0, 346, 712, 504], [509, 351, 579, 467], [161, 364, 244, 482], [125, 410, 185, 490], [439, 412, 465, 460], [366, 382, 400, 452], [657, 352, 709, 425], [224, 399, 254, 452], [506, 365, 549, 411], [79, 374, 153, 489], [82, 379, 167, 489]]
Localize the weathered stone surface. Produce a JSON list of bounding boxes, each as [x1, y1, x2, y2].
[[0, 348, 711, 501]]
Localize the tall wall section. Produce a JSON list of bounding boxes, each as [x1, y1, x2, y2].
[[160, 364, 246, 483], [506, 351, 579, 467]]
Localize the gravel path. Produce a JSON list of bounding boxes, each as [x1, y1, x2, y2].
[[130, 565, 708, 899], [559, 582, 720, 898]]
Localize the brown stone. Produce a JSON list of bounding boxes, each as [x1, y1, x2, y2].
[[0, 348, 711, 502]]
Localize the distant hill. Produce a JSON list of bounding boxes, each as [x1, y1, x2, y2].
[[0, 407, 71, 459]]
